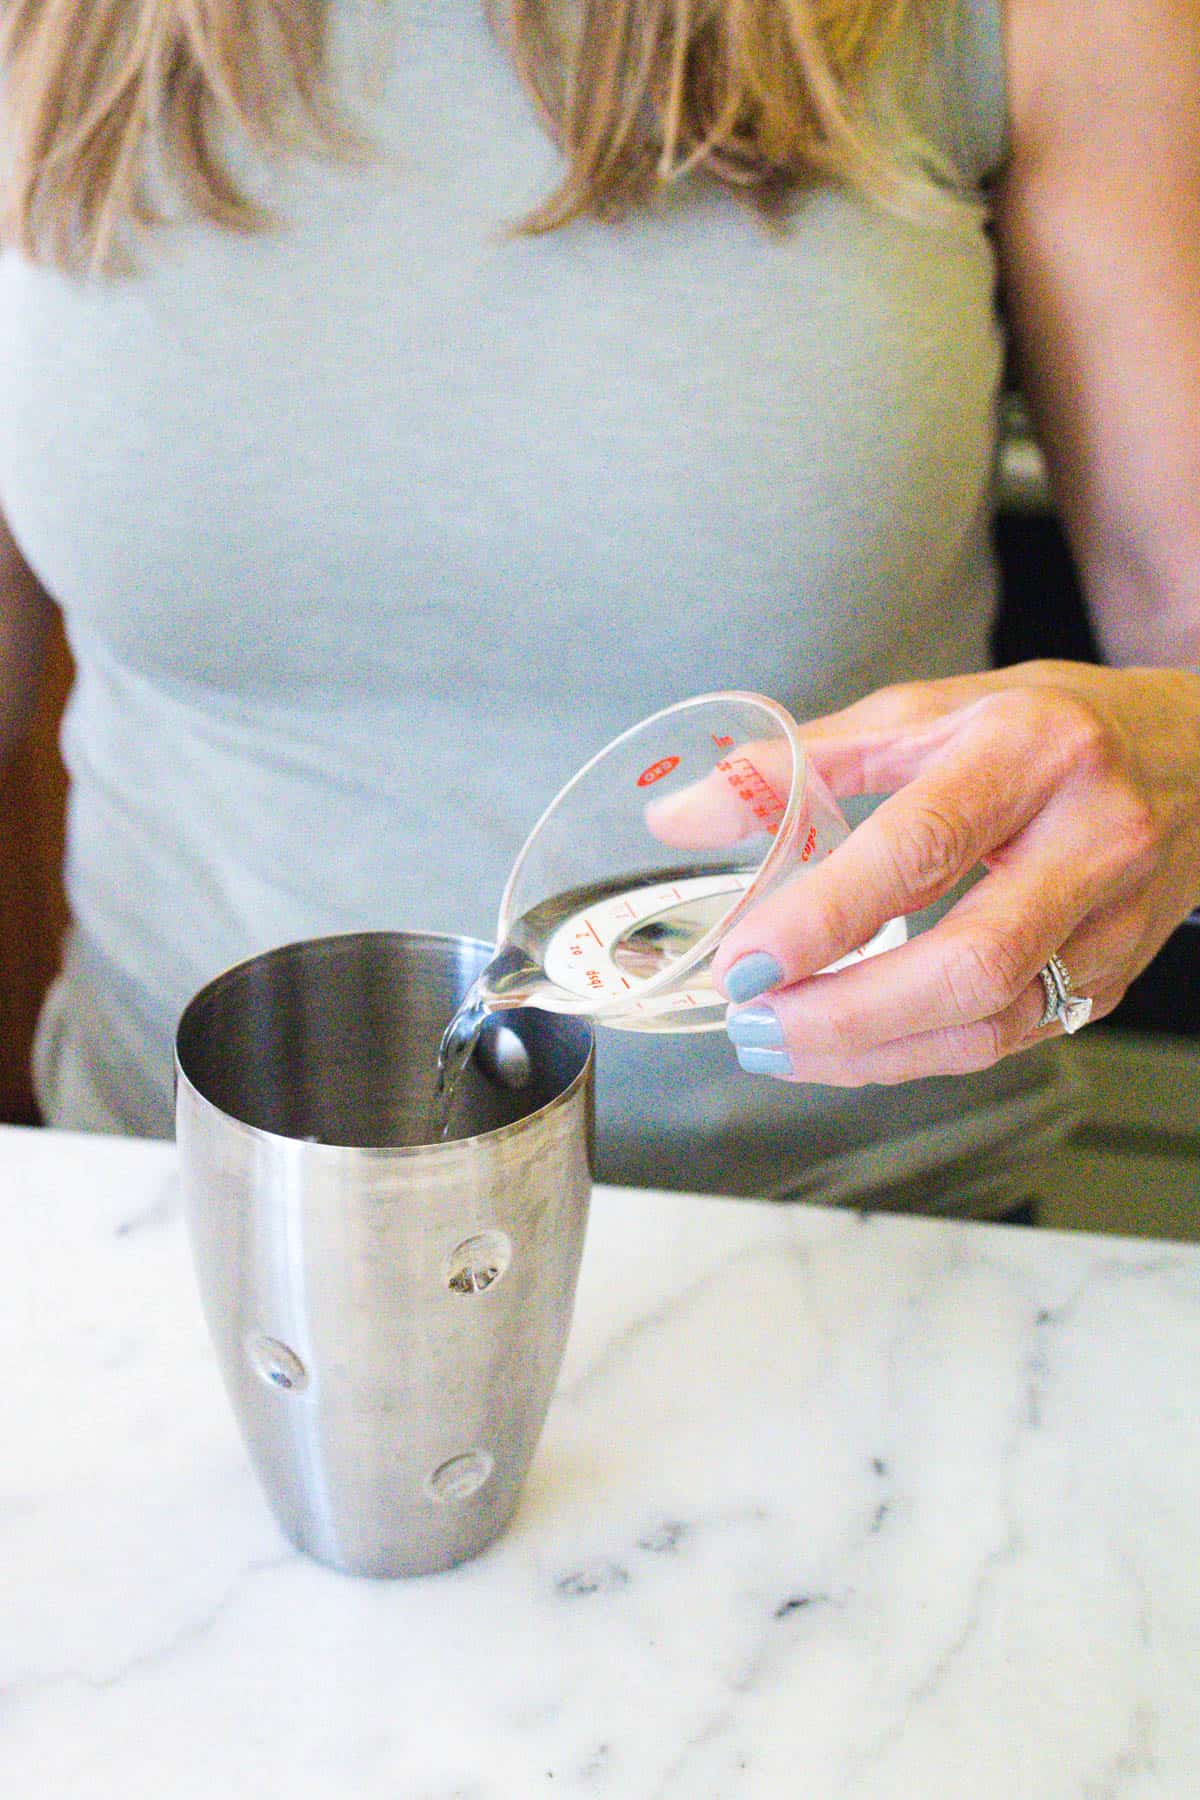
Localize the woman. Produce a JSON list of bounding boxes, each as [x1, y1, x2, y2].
[[1, 0, 1197, 1217]]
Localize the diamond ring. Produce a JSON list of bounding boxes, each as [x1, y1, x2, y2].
[[1037, 952, 1093, 1034]]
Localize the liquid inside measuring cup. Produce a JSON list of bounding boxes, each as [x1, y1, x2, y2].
[[432, 864, 753, 1138], [433, 860, 908, 1137]]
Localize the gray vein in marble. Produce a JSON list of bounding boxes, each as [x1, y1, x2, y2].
[[1083, 1700, 1159, 1799], [1026, 1303, 1057, 1429], [649, 1702, 747, 1798], [839, 1295, 1056, 1789], [533, 1499, 819, 1795], [114, 1171, 179, 1237], [838, 1515, 1024, 1796], [649, 1584, 845, 1798], [556, 1234, 821, 1410], [1022, 1275, 1088, 1426], [7, 1137, 1200, 1798], [838, 1242, 1195, 1796], [0, 1549, 293, 1712], [550, 1503, 768, 1608], [1114, 1545, 1155, 1651], [636, 1517, 689, 1556], [577, 1740, 613, 1782], [556, 1559, 631, 1599], [878, 1238, 974, 1388]]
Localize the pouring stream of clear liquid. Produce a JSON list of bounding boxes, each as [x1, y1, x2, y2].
[[432, 868, 744, 1140], [431, 944, 552, 1140]]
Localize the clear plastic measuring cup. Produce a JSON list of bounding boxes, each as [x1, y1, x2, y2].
[[473, 691, 906, 1034]]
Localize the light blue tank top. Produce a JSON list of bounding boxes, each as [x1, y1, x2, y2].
[[0, 0, 1076, 1213]]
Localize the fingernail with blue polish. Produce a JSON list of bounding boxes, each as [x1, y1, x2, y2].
[[726, 1005, 785, 1049], [736, 1047, 793, 1078], [724, 952, 784, 1004]]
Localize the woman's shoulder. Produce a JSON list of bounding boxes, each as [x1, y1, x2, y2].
[[914, 0, 1200, 193], [1001, 0, 1200, 158]]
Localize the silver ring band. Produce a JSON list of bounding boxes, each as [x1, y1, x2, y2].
[[1037, 951, 1093, 1035]]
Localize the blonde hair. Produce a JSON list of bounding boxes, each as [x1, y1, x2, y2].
[[1, 0, 921, 272]]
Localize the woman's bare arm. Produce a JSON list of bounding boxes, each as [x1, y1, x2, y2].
[[708, 0, 1200, 1081], [996, 0, 1200, 668]]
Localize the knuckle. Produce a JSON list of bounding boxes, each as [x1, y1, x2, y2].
[[853, 679, 932, 731], [971, 1014, 1010, 1069], [963, 1004, 1026, 1071], [1055, 695, 1113, 779], [821, 996, 869, 1058], [942, 924, 1031, 1019], [991, 999, 1035, 1059], [979, 686, 1046, 741], [1109, 791, 1161, 880], [884, 801, 975, 902], [936, 1016, 1008, 1077]]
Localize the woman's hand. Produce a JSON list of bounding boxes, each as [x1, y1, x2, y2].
[[709, 661, 1200, 1085]]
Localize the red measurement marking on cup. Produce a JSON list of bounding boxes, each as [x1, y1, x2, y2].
[[711, 733, 735, 749], [800, 825, 818, 861], [717, 755, 786, 829], [637, 756, 680, 788]]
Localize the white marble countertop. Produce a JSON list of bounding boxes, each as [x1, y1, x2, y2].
[[3, 1124, 1199, 1797]]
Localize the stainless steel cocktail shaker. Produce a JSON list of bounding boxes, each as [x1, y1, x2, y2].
[[175, 931, 593, 1577]]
